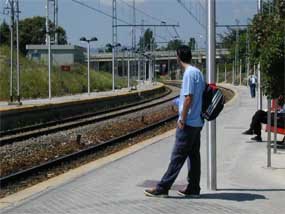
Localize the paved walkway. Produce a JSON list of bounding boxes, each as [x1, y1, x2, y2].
[[1, 85, 285, 214]]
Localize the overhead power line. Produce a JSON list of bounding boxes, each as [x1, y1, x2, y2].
[[177, 0, 206, 29], [71, 0, 130, 25], [118, 0, 166, 23]]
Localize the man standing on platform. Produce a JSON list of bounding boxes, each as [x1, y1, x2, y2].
[[248, 71, 257, 98], [144, 45, 205, 198]]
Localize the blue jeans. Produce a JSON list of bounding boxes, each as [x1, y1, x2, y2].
[[250, 84, 256, 98], [157, 125, 202, 192]]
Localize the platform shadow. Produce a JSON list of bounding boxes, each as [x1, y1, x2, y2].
[[165, 192, 267, 202], [199, 192, 266, 201], [139, 181, 284, 202]]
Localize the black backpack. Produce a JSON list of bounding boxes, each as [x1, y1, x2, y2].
[[201, 83, 225, 121]]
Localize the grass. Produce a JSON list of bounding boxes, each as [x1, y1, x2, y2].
[[0, 45, 129, 100]]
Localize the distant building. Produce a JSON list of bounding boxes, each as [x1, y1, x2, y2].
[[26, 44, 86, 66]]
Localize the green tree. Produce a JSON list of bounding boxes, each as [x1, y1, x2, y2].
[[138, 28, 156, 51], [218, 28, 247, 62], [249, 0, 285, 98], [105, 43, 113, 52], [188, 37, 196, 50], [0, 16, 67, 54], [166, 39, 183, 50], [0, 21, 10, 45]]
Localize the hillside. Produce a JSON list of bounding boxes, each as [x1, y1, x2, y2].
[[0, 45, 128, 100]]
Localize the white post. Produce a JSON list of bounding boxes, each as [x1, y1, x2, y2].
[[9, 0, 14, 103], [273, 103, 277, 153], [257, 63, 262, 109], [246, 60, 250, 86], [46, 0, 52, 99], [257, 0, 262, 110], [144, 59, 147, 82], [149, 59, 152, 82], [48, 36, 51, 99], [267, 98, 271, 167], [206, 0, 217, 190], [127, 52, 130, 88], [16, 0, 20, 104], [138, 58, 141, 83], [232, 61, 234, 84], [224, 63, 227, 83], [87, 42, 90, 95], [112, 46, 115, 91], [217, 64, 219, 83], [239, 59, 242, 85]]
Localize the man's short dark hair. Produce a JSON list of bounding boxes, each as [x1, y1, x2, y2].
[[176, 45, 192, 64]]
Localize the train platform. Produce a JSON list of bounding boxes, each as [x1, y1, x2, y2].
[[0, 82, 160, 112], [1, 85, 285, 214]]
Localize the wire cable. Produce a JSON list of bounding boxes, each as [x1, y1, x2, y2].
[[71, 0, 130, 25]]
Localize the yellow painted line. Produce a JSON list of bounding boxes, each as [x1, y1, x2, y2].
[[0, 128, 175, 209]]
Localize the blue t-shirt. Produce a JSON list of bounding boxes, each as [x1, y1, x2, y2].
[[178, 65, 205, 127]]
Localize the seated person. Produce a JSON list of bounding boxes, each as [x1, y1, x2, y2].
[[242, 96, 285, 142]]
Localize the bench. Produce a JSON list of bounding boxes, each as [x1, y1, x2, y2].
[[264, 99, 285, 144]]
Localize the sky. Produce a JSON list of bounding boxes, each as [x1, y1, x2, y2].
[[0, 0, 258, 50]]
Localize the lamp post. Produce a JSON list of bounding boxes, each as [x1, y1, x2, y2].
[[206, 0, 217, 191], [80, 37, 98, 95], [122, 47, 132, 88], [107, 43, 121, 91]]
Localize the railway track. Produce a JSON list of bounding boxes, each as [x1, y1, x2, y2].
[[0, 85, 179, 146], [0, 114, 178, 186], [0, 82, 234, 190]]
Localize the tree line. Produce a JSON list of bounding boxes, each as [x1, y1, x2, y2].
[[0, 16, 67, 54], [218, 0, 284, 98]]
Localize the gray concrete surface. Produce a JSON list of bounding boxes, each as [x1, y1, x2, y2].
[[1, 85, 285, 214], [0, 82, 158, 109]]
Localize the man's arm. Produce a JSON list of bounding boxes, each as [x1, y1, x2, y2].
[[178, 95, 193, 128]]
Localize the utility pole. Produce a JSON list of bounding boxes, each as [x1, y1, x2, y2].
[[6, 0, 21, 104], [224, 62, 227, 82], [153, 27, 156, 83], [112, 0, 118, 91], [232, 61, 234, 84], [132, 0, 136, 85], [234, 19, 240, 85], [46, 0, 52, 99], [240, 59, 242, 85], [206, 0, 217, 191], [127, 51, 130, 88], [246, 26, 250, 86], [15, 0, 20, 104], [54, 0, 58, 44], [257, 0, 263, 110], [8, 0, 15, 103]]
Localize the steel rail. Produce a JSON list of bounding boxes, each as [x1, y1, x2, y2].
[[1, 88, 170, 137], [0, 86, 179, 146], [0, 114, 178, 186]]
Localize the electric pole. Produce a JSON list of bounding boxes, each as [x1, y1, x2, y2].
[[206, 0, 217, 190]]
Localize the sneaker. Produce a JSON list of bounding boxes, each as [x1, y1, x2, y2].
[[144, 188, 168, 198], [242, 129, 254, 135], [177, 189, 200, 198], [251, 135, 262, 142]]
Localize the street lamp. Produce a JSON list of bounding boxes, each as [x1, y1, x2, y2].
[[107, 43, 121, 91], [80, 36, 98, 95], [143, 53, 153, 82], [121, 47, 133, 88]]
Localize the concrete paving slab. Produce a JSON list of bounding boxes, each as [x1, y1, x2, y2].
[[1, 85, 284, 214]]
